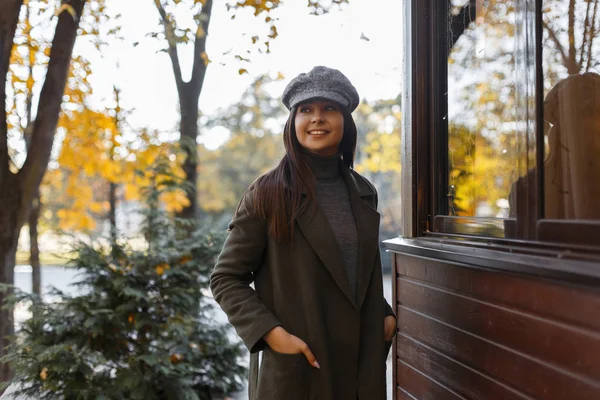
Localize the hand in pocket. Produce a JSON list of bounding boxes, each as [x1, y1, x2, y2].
[[263, 326, 320, 368]]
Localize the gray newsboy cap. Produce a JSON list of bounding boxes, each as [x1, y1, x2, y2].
[[282, 66, 360, 112]]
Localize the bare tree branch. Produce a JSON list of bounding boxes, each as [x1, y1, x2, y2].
[[190, 0, 213, 96], [568, 0, 577, 73], [449, 0, 476, 50], [22, 2, 36, 155], [543, 19, 570, 69], [154, 0, 184, 92], [18, 0, 86, 230], [579, 0, 592, 68], [0, 0, 24, 183]]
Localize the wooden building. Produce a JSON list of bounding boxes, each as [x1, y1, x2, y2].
[[385, 0, 600, 398]]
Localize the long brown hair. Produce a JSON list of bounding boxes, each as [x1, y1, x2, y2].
[[250, 104, 358, 244]]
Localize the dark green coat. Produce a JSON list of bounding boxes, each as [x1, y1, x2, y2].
[[210, 165, 395, 400]]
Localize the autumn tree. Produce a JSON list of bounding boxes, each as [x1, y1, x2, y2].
[[45, 118, 188, 237], [6, 0, 60, 296], [7, 0, 118, 293], [152, 0, 349, 220], [1, 0, 88, 384]]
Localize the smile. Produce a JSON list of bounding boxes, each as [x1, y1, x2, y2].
[[307, 130, 329, 135]]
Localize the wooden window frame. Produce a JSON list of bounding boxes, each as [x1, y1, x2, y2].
[[401, 0, 600, 255]]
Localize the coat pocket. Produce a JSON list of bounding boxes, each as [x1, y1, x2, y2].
[[257, 347, 310, 399]]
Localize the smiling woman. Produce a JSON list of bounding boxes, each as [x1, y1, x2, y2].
[[210, 66, 396, 400], [294, 100, 345, 156]]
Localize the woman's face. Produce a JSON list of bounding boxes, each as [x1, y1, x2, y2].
[[294, 100, 344, 157]]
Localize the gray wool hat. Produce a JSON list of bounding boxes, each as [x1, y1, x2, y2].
[[282, 66, 360, 112]]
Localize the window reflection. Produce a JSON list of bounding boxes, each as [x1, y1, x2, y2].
[[443, 0, 600, 239], [542, 1, 600, 220], [446, 0, 531, 237]]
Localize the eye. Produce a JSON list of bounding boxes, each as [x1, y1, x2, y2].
[[299, 106, 311, 113], [325, 104, 338, 111]]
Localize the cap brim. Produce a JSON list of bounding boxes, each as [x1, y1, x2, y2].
[[289, 90, 350, 110]]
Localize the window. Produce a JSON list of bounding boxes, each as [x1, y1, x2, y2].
[[428, 0, 600, 246]]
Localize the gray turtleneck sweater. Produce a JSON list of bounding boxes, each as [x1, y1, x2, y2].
[[304, 151, 359, 301]]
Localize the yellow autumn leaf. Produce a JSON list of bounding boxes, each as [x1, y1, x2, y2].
[[56, 3, 77, 20], [170, 353, 183, 363], [155, 263, 170, 275], [179, 255, 192, 264], [201, 52, 210, 66], [40, 367, 48, 380], [238, 68, 248, 75], [161, 190, 190, 212], [26, 75, 34, 91], [268, 25, 278, 39]]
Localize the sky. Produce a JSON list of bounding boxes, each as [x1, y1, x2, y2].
[[78, 0, 404, 149]]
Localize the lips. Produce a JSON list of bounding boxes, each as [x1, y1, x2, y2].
[[307, 130, 329, 135]]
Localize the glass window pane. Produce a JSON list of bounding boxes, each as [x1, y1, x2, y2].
[[542, 0, 600, 221], [444, 0, 537, 238]]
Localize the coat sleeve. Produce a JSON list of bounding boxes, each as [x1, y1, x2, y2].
[[210, 190, 281, 353]]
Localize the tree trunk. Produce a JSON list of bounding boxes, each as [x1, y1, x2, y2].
[[155, 0, 213, 221], [0, 175, 19, 387], [0, 0, 26, 389], [177, 90, 200, 220], [0, 0, 86, 386], [29, 190, 41, 296]]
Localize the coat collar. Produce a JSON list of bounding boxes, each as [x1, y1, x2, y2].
[[283, 158, 373, 197], [295, 163, 380, 310]]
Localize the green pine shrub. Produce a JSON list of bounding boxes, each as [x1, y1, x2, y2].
[[1, 156, 246, 400]]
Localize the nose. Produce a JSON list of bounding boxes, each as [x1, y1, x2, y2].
[[311, 110, 324, 123]]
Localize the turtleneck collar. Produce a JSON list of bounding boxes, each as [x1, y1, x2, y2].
[[301, 148, 341, 181]]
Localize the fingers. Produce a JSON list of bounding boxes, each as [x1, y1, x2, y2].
[[296, 339, 320, 369], [384, 325, 394, 340], [384, 315, 397, 340]]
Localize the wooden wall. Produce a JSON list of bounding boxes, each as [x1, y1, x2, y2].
[[391, 252, 600, 400]]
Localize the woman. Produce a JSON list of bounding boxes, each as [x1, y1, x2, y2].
[[210, 66, 396, 400]]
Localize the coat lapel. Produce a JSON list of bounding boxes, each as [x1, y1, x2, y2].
[[340, 167, 380, 311], [296, 203, 357, 309], [295, 163, 380, 312]]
